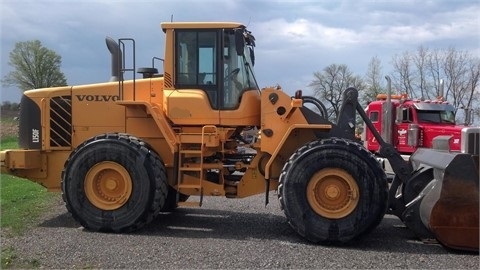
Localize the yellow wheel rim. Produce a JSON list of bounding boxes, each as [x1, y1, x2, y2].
[[84, 161, 132, 210], [306, 168, 359, 219]]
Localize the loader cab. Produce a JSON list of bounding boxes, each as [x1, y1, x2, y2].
[[171, 23, 259, 110]]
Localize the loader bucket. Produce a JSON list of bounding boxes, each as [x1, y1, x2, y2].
[[411, 149, 479, 251]]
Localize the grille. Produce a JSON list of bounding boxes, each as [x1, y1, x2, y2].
[[461, 127, 480, 155], [50, 96, 72, 147], [164, 72, 173, 88], [19, 95, 41, 149]]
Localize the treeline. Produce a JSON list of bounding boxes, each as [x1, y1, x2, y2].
[[1, 101, 20, 111], [309, 46, 479, 125]]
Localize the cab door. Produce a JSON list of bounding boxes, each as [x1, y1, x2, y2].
[[365, 104, 381, 152], [395, 105, 416, 154]]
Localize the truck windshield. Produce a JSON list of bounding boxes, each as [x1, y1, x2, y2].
[[417, 110, 456, 124]]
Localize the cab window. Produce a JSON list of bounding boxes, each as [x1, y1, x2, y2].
[[369, 111, 379, 122], [176, 31, 218, 108]]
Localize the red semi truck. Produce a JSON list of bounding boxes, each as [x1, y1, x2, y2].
[[363, 93, 465, 154], [361, 77, 475, 178], [363, 77, 472, 155]]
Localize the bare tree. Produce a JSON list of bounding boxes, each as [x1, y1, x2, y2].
[[427, 48, 445, 98], [2, 40, 67, 91], [391, 51, 416, 98], [459, 57, 480, 124], [363, 56, 384, 105], [411, 46, 432, 99], [442, 47, 470, 112], [390, 46, 479, 125], [309, 64, 364, 121]]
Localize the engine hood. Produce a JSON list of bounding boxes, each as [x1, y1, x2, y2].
[[422, 124, 465, 151]]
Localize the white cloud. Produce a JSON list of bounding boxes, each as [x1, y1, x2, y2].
[[256, 2, 479, 50]]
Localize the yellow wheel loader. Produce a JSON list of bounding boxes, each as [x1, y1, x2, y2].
[[1, 22, 478, 251]]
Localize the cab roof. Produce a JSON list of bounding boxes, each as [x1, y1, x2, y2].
[[161, 22, 245, 32]]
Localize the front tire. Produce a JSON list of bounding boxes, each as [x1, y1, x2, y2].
[[161, 186, 190, 212], [61, 133, 167, 232], [278, 138, 387, 244]]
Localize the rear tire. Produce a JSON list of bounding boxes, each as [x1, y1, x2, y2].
[[61, 133, 167, 232], [278, 138, 387, 244]]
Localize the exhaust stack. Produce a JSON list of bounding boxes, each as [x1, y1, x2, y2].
[[382, 76, 393, 144], [105, 37, 122, 82], [439, 79, 444, 98]]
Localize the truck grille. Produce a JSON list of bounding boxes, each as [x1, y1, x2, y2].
[[50, 96, 72, 147], [462, 127, 480, 155]]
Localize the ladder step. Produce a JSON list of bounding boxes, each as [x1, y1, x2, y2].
[[179, 166, 203, 172], [180, 163, 223, 170], [178, 184, 202, 190], [179, 133, 216, 143], [180, 150, 202, 154]]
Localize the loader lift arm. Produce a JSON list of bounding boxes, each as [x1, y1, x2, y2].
[[356, 103, 412, 183], [355, 94, 413, 217], [332, 88, 413, 217], [332, 88, 413, 182]]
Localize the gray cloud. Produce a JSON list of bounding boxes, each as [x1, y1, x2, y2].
[[1, 0, 478, 101]]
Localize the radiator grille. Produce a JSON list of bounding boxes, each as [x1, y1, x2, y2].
[[461, 127, 480, 155], [50, 96, 72, 147]]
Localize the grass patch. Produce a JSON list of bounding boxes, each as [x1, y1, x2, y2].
[[0, 136, 57, 235], [0, 135, 55, 268], [1, 245, 42, 269], [1, 246, 17, 269], [0, 136, 18, 150], [0, 174, 57, 234]]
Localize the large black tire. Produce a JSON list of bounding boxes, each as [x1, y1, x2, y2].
[[61, 133, 168, 232], [160, 186, 190, 212], [278, 138, 387, 244]]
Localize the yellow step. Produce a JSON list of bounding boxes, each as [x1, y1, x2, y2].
[[179, 166, 203, 172], [177, 184, 202, 190], [180, 150, 202, 154]]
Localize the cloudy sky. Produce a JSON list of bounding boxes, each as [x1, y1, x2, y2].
[[1, 0, 479, 102]]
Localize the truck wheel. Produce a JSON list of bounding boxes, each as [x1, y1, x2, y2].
[[61, 133, 167, 232], [278, 138, 387, 244]]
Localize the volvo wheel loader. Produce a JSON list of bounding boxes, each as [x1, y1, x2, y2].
[[1, 22, 478, 251]]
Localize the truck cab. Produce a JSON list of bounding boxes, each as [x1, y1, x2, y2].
[[364, 94, 464, 154]]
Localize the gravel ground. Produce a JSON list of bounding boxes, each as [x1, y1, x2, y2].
[[1, 193, 479, 269]]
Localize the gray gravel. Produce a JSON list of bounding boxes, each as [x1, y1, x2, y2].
[[2, 193, 478, 269]]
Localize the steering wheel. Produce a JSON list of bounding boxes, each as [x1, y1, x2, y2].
[[224, 68, 240, 80]]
